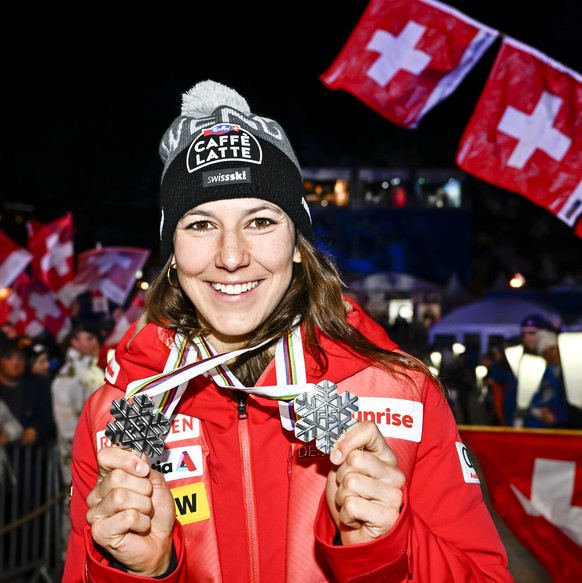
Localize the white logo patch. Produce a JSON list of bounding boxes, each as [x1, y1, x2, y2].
[[95, 414, 200, 452], [165, 414, 200, 442], [354, 397, 423, 442], [456, 442, 481, 484], [149, 445, 203, 482], [186, 124, 262, 172]]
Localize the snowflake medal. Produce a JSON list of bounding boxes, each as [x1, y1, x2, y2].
[[105, 394, 171, 457], [293, 380, 359, 455]]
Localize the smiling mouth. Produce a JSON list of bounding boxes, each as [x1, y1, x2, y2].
[[211, 281, 259, 295]]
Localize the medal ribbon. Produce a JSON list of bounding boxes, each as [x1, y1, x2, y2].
[[124, 326, 312, 425]]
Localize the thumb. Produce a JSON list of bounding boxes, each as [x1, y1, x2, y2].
[[329, 421, 396, 466]]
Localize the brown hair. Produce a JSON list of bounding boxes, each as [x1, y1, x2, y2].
[[146, 232, 442, 390]]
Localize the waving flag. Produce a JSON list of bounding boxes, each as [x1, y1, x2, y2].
[[320, 0, 498, 128], [460, 427, 582, 581], [26, 212, 75, 292], [57, 246, 150, 307], [2, 273, 72, 341], [456, 38, 582, 237], [0, 229, 33, 288]]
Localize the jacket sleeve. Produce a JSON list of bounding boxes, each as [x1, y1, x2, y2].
[[61, 386, 189, 583], [314, 377, 513, 583]]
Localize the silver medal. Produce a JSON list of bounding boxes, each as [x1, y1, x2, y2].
[[293, 380, 359, 454], [105, 394, 170, 457]]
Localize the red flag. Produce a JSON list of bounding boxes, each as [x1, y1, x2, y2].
[[26, 213, 75, 292], [2, 273, 72, 342], [57, 246, 150, 308], [456, 38, 582, 237], [320, 0, 498, 128], [0, 229, 33, 288], [459, 427, 582, 581]]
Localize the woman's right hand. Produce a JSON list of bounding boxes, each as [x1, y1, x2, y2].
[[86, 446, 176, 576]]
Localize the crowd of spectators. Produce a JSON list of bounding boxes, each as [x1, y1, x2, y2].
[[0, 311, 107, 561], [380, 307, 581, 430]]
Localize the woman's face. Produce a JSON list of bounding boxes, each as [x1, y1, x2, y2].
[[173, 198, 301, 352], [31, 353, 51, 376]]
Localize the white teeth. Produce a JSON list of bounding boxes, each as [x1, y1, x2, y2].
[[211, 281, 259, 295]]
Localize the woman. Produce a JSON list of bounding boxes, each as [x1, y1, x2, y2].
[[26, 342, 53, 378], [63, 81, 512, 582]]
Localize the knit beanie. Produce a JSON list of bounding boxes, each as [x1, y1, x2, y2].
[[158, 80, 314, 263]]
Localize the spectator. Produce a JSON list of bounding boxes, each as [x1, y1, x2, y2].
[[502, 313, 553, 424], [51, 318, 104, 557], [481, 346, 514, 425], [519, 313, 551, 355], [0, 337, 57, 446], [25, 342, 53, 379], [521, 330, 569, 428]]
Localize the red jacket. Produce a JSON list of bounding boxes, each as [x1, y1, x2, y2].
[[63, 303, 512, 582]]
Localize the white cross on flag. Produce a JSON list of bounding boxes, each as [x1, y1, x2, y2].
[[0, 229, 33, 288], [456, 38, 582, 237], [26, 212, 75, 293], [320, 0, 498, 128], [57, 246, 150, 308], [460, 427, 582, 581]]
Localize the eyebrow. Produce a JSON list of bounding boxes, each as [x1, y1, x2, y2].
[[185, 203, 285, 219]]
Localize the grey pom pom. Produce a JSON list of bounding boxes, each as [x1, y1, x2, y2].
[[181, 80, 251, 118]]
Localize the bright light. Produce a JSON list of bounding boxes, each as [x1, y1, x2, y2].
[[475, 365, 488, 382], [398, 304, 414, 320], [430, 351, 442, 369], [452, 342, 466, 355], [509, 273, 526, 288], [138, 281, 150, 290], [0, 288, 12, 301]]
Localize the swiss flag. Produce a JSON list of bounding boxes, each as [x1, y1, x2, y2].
[[460, 427, 582, 581], [0, 229, 33, 288], [26, 212, 75, 292], [456, 38, 582, 237], [1, 273, 72, 342], [57, 246, 150, 308], [320, 0, 498, 128]]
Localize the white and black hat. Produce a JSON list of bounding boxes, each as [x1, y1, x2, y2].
[[158, 80, 314, 262]]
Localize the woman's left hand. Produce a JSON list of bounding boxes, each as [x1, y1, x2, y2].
[[326, 420, 405, 545]]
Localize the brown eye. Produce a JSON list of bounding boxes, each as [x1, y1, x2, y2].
[[250, 217, 274, 229], [190, 220, 212, 231]]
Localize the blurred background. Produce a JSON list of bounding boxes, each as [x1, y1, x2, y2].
[[3, 0, 581, 297]]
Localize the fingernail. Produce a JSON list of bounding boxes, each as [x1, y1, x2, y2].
[[136, 462, 148, 476], [330, 449, 342, 464]]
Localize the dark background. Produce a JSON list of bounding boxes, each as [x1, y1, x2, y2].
[[2, 0, 581, 293]]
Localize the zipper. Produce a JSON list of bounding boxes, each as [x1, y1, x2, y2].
[[236, 392, 260, 582]]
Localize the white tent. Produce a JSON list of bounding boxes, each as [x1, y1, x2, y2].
[[428, 297, 562, 353]]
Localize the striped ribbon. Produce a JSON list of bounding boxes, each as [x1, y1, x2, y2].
[[123, 326, 312, 429]]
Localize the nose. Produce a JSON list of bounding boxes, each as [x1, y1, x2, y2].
[[215, 229, 250, 271]]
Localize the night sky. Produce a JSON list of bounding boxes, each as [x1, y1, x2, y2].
[[3, 0, 582, 290]]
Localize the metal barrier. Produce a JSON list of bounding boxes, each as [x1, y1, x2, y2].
[[0, 441, 66, 583]]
